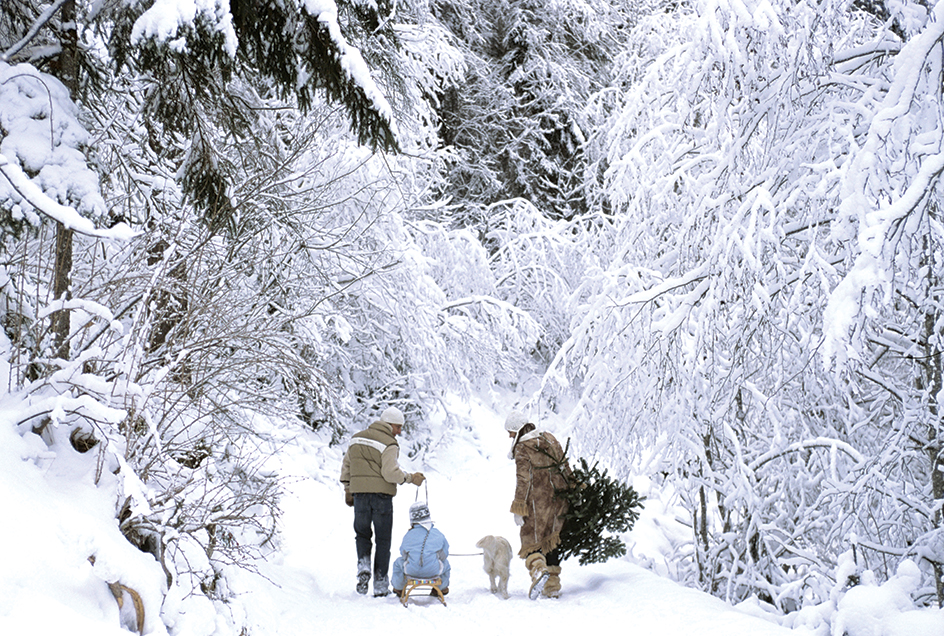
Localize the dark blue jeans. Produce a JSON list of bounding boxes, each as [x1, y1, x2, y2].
[[353, 493, 394, 584]]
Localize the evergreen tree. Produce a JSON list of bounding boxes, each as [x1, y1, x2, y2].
[[534, 438, 645, 565], [556, 456, 645, 565], [102, 0, 401, 232], [2, 0, 403, 235], [430, 0, 644, 228]]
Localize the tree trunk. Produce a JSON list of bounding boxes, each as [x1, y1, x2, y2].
[[146, 240, 188, 351], [931, 409, 944, 608], [919, 227, 944, 608], [50, 0, 78, 361], [921, 324, 943, 608], [51, 225, 73, 359], [696, 483, 709, 584], [923, 311, 944, 608]]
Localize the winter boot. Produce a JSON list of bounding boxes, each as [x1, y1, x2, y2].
[[525, 552, 549, 600], [542, 566, 561, 598], [356, 571, 370, 595], [373, 572, 390, 597], [356, 558, 371, 595]]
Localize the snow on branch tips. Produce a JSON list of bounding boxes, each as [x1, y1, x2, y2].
[[303, 0, 397, 130], [130, 0, 238, 57], [0, 154, 137, 241]]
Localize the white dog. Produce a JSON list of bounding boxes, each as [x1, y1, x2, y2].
[[476, 535, 513, 599]]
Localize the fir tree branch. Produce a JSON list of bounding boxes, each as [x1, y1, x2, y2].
[[1, 0, 70, 63]]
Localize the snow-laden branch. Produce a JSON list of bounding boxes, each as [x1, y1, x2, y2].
[[441, 294, 531, 317], [832, 40, 902, 67], [304, 0, 395, 127], [131, 0, 239, 57], [37, 298, 116, 322], [0, 0, 69, 63], [749, 437, 865, 472], [14, 393, 127, 432], [858, 150, 944, 259], [610, 264, 710, 306], [0, 154, 137, 240], [824, 0, 944, 362]]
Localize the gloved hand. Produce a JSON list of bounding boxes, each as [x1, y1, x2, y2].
[[410, 472, 426, 486], [345, 491, 354, 507], [514, 514, 525, 527]]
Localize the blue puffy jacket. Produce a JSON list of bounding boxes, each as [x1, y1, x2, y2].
[[400, 524, 449, 578]]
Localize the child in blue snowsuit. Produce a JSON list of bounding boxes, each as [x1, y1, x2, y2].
[[392, 501, 451, 595]]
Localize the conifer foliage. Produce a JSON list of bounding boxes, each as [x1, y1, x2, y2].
[[556, 457, 645, 565], [104, 0, 401, 231]]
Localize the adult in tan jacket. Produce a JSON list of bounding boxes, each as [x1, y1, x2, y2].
[[340, 407, 424, 597], [506, 410, 572, 599]]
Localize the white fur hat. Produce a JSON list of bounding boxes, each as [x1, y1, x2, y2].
[[504, 410, 528, 432], [380, 407, 405, 426]]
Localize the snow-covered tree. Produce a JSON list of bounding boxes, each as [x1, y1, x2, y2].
[[0, 2, 557, 626], [824, 0, 944, 606], [1, 0, 422, 623], [520, 0, 944, 609], [430, 0, 643, 231]]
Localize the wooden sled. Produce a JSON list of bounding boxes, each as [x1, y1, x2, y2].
[[400, 577, 447, 607]]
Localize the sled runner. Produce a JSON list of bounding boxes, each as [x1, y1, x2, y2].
[[400, 577, 447, 607]]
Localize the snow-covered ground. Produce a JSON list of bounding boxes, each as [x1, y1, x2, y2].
[[2, 394, 943, 636]]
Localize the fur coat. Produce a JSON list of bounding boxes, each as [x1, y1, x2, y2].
[[509, 429, 573, 558]]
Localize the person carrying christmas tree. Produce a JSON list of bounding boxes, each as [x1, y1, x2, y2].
[[506, 410, 573, 599]]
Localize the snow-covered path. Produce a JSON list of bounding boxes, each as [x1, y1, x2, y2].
[[226, 400, 808, 636], [6, 394, 943, 635]]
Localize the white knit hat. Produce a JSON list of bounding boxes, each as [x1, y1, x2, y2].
[[380, 407, 405, 426], [504, 410, 528, 432], [409, 501, 432, 525]]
